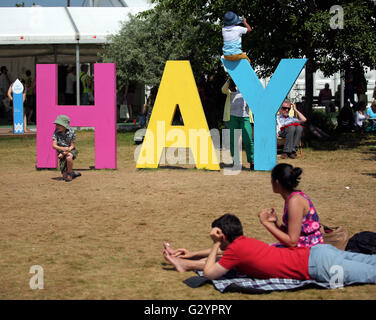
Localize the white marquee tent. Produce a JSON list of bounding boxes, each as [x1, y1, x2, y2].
[[0, 6, 152, 103]]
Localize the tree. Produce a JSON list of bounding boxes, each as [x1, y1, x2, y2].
[[102, 8, 222, 90], [150, 0, 376, 116]]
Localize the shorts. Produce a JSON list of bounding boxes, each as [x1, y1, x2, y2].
[[58, 148, 79, 173], [224, 52, 251, 64]]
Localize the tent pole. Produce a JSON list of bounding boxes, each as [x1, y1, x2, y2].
[[64, 7, 81, 106], [76, 43, 80, 105]]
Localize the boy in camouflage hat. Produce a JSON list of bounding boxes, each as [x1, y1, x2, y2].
[[52, 115, 81, 182]]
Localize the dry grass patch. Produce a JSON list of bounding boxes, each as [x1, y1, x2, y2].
[[0, 131, 375, 299]]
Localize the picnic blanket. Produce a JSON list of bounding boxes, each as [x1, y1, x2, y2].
[[184, 270, 332, 294]]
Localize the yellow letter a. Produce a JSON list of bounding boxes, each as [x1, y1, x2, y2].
[[136, 61, 220, 170]]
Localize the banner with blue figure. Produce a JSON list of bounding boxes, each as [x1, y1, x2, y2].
[[12, 79, 24, 134]]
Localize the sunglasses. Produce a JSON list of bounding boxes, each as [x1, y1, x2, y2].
[[281, 107, 291, 111]]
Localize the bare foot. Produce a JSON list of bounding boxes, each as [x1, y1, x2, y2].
[[163, 242, 176, 255], [163, 250, 188, 272]]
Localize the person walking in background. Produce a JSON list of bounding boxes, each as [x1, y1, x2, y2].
[[80, 64, 91, 105], [65, 66, 76, 105]]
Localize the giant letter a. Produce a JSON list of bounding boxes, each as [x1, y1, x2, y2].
[[136, 61, 220, 170]]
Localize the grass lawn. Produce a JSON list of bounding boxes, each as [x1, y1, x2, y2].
[[0, 130, 375, 300]]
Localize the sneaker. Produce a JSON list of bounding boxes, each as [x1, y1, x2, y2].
[[289, 153, 297, 159], [280, 153, 289, 159], [72, 171, 82, 179]]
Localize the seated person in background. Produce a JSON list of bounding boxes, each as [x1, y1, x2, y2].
[[336, 101, 354, 132], [318, 83, 335, 113], [222, 11, 252, 63], [354, 101, 367, 131], [365, 100, 376, 132], [366, 100, 376, 120], [277, 100, 307, 159]]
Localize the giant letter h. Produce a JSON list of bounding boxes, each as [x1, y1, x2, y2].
[[36, 64, 117, 169]]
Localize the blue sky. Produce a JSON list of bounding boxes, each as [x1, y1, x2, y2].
[[0, 0, 83, 6]]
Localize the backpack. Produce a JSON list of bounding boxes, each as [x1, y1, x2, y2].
[[345, 231, 376, 254]]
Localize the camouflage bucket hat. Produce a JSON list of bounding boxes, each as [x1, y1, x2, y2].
[[53, 115, 70, 129]]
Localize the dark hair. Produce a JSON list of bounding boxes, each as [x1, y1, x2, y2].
[[271, 163, 302, 191], [26, 70, 31, 76], [228, 79, 236, 92], [211, 214, 243, 243]]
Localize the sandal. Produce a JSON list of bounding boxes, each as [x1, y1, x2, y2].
[[64, 172, 73, 182]]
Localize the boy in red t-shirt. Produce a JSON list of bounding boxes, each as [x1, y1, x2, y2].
[[164, 214, 376, 287]]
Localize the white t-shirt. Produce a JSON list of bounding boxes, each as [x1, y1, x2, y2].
[[65, 73, 76, 94], [230, 90, 249, 117], [222, 25, 248, 56], [354, 111, 366, 126]]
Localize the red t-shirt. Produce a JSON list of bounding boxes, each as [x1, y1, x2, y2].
[[218, 236, 311, 280]]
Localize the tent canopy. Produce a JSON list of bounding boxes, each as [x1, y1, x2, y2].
[[0, 7, 151, 63], [0, 6, 152, 104]]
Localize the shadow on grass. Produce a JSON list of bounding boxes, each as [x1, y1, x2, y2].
[[361, 173, 376, 179], [137, 163, 251, 172], [161, 262, 177, 271], [307, 132, 376, 152]]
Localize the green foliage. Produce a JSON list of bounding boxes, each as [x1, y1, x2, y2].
[[151, 0, 376, 78], [310, 110, 336, 133], [102, 8, 222, 89], [103, 0, 376, 101]]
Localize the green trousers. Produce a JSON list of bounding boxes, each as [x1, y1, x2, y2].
[[226, 115, 254, 164]]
